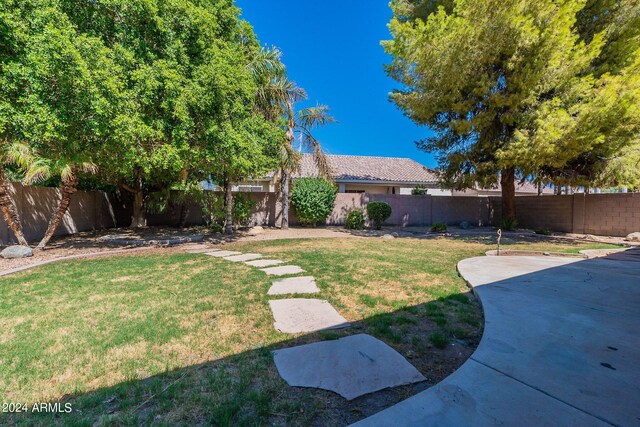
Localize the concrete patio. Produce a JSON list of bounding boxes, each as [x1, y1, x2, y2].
[[354, 248, 640, 426]]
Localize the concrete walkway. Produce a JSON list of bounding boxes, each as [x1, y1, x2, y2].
[[354, 250, 640, 426]]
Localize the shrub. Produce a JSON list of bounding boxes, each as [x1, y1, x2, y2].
[[500, 217, 519, 231], [201, 192, 256, 229], [345, 210, 365, 230], [431, 222, 447, 232], [291, 178, 337, 226], [535, 228, 552, 235], [366, 201, 392, 230], [233, 193, 256, 227], [411, 185, 428, 195]]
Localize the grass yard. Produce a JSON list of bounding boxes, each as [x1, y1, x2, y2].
[[0, 236, 621, 426]]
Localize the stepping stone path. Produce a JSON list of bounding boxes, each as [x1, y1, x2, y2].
[[269, 299, 350, 333], [268, 276, 320, 295], [224, 253, 263, 262], [274, 334, 426, 400], [188, 246, 425, 400], [245, 259, 285, 267], [259, 265, 305, 276]]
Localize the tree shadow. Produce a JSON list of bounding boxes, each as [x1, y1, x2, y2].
[[2, 292, 482, 426]]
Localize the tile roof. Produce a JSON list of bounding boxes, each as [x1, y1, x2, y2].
[[294, 154, 440, 184]]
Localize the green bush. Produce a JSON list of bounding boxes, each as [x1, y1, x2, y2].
[[500, 217, 519, 231], [411, 185, 428, 195], [366, 201, 392, 230], [345, 210, 366, 230], [534, 228, 552, 235], [233, 193, 256, 227], [201, 192, 256, 229], [431, 222, 447, 232], [291, 178, 337, 226]]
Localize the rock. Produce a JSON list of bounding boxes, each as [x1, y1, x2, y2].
[[247, 226, 265, 236], [626, 232, 640, 242], [381, 234, 395, 239], [391, 232, 400, 237], [460, 221, 472, 230], [1, 245, 33, 259]]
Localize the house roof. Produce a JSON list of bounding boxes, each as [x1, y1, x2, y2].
[[294, 154, 440, 184]]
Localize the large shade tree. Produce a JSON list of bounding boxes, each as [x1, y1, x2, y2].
[[0, 0, 121, 247], [385, 0, 640, 219], [60, 0, 277, 228]]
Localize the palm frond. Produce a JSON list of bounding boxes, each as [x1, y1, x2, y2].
[[22, 158, 52, 184], [296, 105, 336, 129], [300, 133, 333, 179]]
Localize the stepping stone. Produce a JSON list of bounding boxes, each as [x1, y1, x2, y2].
[[259, 265, 305, 276], [205, 250, 242, 257], [268, 276, 320, 295], [269, 299, 350, 333], [274, 334, 425, 400], [245, 259, 285, 268], [186, 247, 220, 254], [224, 253, 263, 262]]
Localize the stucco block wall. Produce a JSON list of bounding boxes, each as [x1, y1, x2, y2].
[[582, 193, 640, 236], [2, 184, 638, 245], [514, 195, 574, 232]]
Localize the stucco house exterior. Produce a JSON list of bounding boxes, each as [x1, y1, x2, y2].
[[214, 153, 449, 195]]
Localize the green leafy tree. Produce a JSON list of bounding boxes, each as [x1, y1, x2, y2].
[[60, 0, 275, 229], [0, 0, 120, 247], [384, 0, 639, 219]]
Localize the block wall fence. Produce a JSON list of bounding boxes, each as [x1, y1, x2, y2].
[[1, 183, 638, 245]]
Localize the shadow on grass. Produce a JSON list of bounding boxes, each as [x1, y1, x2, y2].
[[2, 291, 482, 427]]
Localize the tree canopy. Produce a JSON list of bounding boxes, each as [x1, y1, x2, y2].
[[0, 0, 284, 238], [385, 0, 640, 216]]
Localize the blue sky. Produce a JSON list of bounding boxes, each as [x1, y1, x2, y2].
[[235, 0, 438, 168]]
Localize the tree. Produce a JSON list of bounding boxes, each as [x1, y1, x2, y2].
[[60, 0, 269, 228], [384, 0, 639, 219], [0, 0, 120, 247], [24, 156, 97, 250], [0, 144, 33, 246], [250, 50, 335, 229]]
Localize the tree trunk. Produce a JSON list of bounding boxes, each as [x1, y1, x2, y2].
[[0, 169, 29, 246], [501, 167, 516, 221], [178, 201, 190, 229], [224, 181, 233, 235], [280, 168, 290, 230], [36, 175, 78, 250], [130, 190, 147, 228], [127, 167, 147, 228]]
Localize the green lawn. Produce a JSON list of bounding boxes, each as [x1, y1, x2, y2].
[[0, 236, 621, 426]]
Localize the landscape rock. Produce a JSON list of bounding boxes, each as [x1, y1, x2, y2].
[[1, 245, 33, 259], [247, 226, 265, 236], [381, 234, 395, 240], [626, 232, 640, 242], [460, 221, 472, 230]]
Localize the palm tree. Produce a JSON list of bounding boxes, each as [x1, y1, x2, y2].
[[250, 49, 335, 229], [24, 155, 97, 250], [0, 142, 33, 246]]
